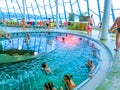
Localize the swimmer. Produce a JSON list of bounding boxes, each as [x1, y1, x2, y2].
[[63, 74, 76, 90], [79, 38, 82, 40], [91, 43, 101, 59], [41, 62, 51, 74], [79, 60, 95, 77], [5, 33, 11, 43], [87, 60, 95, 77], [62, 37, 65, 42], [44, 82, 56, 90]]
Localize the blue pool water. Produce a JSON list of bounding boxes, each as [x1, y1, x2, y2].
[[0, 32, 100, 90]]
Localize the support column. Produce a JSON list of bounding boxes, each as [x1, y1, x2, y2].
[[101, 0, 112, 40], [22, 0, 26, 19], [56, 0, 59, 29]]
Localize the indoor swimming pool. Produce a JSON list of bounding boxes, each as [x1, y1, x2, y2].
[[0, 31, 101, 90]]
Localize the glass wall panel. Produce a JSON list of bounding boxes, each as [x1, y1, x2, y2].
[[64, 3, 71, 13], [112, 0, 120, 17], [0, 0, 119, 24]]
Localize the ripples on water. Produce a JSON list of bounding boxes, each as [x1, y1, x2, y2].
[[0, 34, 100, 90]]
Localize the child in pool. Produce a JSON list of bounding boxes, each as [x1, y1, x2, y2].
[[41, 62, 52, 74]]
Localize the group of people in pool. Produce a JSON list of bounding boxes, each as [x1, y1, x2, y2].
[[44, 75, 76, 90], [41, 59, 96, 90], [83, 39, 102, 77], [41, 62, 76, 90], [85, 39, 101, 59]]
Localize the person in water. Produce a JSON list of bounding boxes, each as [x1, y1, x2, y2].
[[44, 82, 56, 90], [79, 60, 95, 77], [87, 60, 95, 77], [41, 62, 51, 74], [63, 74, 76, 90]]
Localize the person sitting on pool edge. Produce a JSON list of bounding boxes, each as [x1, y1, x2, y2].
[[63, 74, 76, 90], [41, 62, 52, 74], [87, 60, 95, 77]]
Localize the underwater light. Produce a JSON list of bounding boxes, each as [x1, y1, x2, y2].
[[18, 46, 22, 50], [34, 52, 38, 56]]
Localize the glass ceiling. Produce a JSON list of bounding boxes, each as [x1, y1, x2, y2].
[[0, 0, 120, 25]]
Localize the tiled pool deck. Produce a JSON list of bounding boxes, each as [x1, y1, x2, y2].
[[0, 26, 119, 90]]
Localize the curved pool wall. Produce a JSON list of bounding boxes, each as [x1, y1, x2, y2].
[[55, 30, 113, 90], [49, 30, 113, 90], [72, 33, 113, 90], [0, 30, 112, 90]]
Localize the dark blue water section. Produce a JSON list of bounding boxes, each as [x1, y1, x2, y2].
[[1, 36, 54, 53], [0, 33, 100, 90]]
